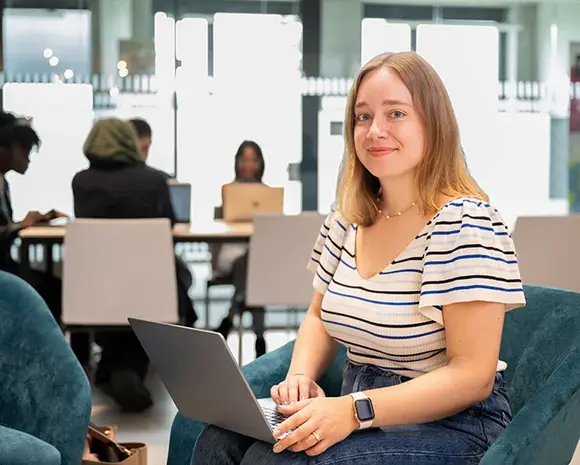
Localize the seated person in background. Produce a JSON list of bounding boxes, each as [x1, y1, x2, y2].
[[128, 117, 172, 179], [213, 140, 267, 358], [72, 118, 197, 412], [0, 112, 64, 321]]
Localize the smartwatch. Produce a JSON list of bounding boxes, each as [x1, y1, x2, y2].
[[349, 392, 375, 429]]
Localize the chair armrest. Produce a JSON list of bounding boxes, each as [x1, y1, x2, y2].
[[0, 425, 61, 465], [0, 272, 91, 465], [480, 347, 580, 465]]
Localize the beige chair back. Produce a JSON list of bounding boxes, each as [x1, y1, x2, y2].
[[62, 218, 178, 325], [246, 213, 326, 307], [512, 215, 580, 293]]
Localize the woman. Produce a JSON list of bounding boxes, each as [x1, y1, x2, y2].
[[72, 118, 196, 412], [213, 140, 267, 358], [192, 51, 526, 464]]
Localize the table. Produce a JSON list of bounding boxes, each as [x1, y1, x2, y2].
[[18, 221, 253, 272]]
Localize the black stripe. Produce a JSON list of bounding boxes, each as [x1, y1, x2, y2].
[[335, 336, 444, 359], [317, 262, 334, 278], [312, 248, 321, 256], [322, 308, 433, 328], [422, 274, 522, 287], [425, 243, 515, 257], [326, 234, 354, 258], [331, 277, 419, 296], [322, 224, 330, 232], [348, 348, 445, 363], [392, 255, 424, 265]]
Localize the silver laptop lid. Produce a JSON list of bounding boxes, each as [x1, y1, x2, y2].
[[129, 318, 276, 443]]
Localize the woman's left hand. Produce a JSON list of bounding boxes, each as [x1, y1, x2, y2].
[[272, 396, 359, 456]]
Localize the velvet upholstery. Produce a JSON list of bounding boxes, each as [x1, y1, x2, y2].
[[0, 271, 92, 465], [168, 285, 580, 465]]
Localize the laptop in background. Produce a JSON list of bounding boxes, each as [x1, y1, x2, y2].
[[222, 184, 284, 222], [168, 182, 191, 224]]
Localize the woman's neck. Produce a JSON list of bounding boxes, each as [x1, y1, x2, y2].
[[379, 174, 418, 215]]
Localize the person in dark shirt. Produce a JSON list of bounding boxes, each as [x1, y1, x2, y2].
[[73, 118, 196, 412], [0, 112, 64, 319], [128, 117, 172, 179]]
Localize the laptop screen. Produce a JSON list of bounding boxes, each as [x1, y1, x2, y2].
[[169, 184, 191, 223]]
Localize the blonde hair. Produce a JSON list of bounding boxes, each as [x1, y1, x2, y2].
[[337, 51, 488, 227]]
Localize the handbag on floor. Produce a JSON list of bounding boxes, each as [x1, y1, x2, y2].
[[82, 424, 147, 465]]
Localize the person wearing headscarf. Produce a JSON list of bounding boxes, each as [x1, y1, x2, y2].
[[72, 118, 196, 412]]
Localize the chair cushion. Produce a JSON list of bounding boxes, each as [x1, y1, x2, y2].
[[0, 425, 61, 465]]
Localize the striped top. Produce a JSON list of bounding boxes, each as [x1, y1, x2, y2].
[[307, 198, 526, 378]]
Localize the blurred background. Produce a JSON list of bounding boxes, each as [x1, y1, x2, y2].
[[1, 0, 579, 228]]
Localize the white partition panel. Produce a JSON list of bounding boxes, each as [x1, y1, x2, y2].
[[361, 19, 411, 66], [3, 83, 93, 220]]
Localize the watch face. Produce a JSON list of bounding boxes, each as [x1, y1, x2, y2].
[[354, 398, 375, 422]]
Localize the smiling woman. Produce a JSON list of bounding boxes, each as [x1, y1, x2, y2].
[[191, 51, 526, 465]]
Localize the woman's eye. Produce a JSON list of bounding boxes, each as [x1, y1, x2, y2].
[[391, 110, 405, 119], [356, 113, 369, 122]]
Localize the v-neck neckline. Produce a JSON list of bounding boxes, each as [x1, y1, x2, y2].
[[352, 197, 463, 281]]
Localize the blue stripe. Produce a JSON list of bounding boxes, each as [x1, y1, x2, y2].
[[310, 257, 320, 264], [431, 223, 508, 236], [421, 284, 524, 296], [336, 220, 347, 231], [323, 318, 445, 339], [319, 231, 327, 239], [327, 288, 418, 306], [424, 254, 517, 266], [416, 232, 428, 240], [379, 268, 423, 276], [324, 244, 341, 261], [316, 271, 330, 285]]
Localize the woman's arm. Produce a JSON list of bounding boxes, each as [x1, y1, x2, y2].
[[363, 300, 505, 427], [273, 300, 506, 455], [287, 291, 340, 381]]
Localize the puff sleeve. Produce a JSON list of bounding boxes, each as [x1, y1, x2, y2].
[[306, 208, 348, 295], [418, 199, 526, 324]]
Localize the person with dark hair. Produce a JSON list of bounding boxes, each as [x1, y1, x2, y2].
[[128, 118, 152, 159], [212, 140, 267, 358], [72, 118, 197, 412], [0, 112, 64, 320], [128, 117, 172, 179]]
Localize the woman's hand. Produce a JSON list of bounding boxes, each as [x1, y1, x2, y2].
[[270, 374, 325, 405], [272, 396, 358, 456]]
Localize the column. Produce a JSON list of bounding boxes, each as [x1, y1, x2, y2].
[[300, 0, 322, 211], [320, 0, 362, 77], [97, 0, 132, 77]]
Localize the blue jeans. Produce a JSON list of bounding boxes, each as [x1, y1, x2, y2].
[[191, 361, 511, 464]]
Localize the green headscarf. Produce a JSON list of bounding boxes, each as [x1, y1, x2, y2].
[[83, 118, 143, 165]]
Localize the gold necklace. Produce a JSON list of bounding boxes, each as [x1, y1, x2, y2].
[[378, 201, 417, 220]]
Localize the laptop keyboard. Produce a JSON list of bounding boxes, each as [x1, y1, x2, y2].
[[261, 405, 288, 430]]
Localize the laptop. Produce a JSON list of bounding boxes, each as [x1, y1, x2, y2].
[[168, 182, 191, 224], [129, 318, 288, 444], [222, 184, 284, 222]]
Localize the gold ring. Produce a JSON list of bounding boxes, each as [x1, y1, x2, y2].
[[311, 431, 321, 443]]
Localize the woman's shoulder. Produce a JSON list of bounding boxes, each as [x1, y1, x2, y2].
[[431, 197, 507, 228]]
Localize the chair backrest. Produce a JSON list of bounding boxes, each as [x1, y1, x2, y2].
[[246, 213, 326, 307], [500, 285, 580, 414], [512, 215, 580, 292], [62, 219, 178, 325]]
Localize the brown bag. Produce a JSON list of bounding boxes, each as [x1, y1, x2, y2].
[[82, 424, 147, 465]]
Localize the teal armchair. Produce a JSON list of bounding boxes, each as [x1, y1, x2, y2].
[[0, 272, 92, 465], [168, 285, 580, 465]]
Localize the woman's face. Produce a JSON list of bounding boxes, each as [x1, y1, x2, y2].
[[237, 147, 261, 179], [353, 66, 425, 181]]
